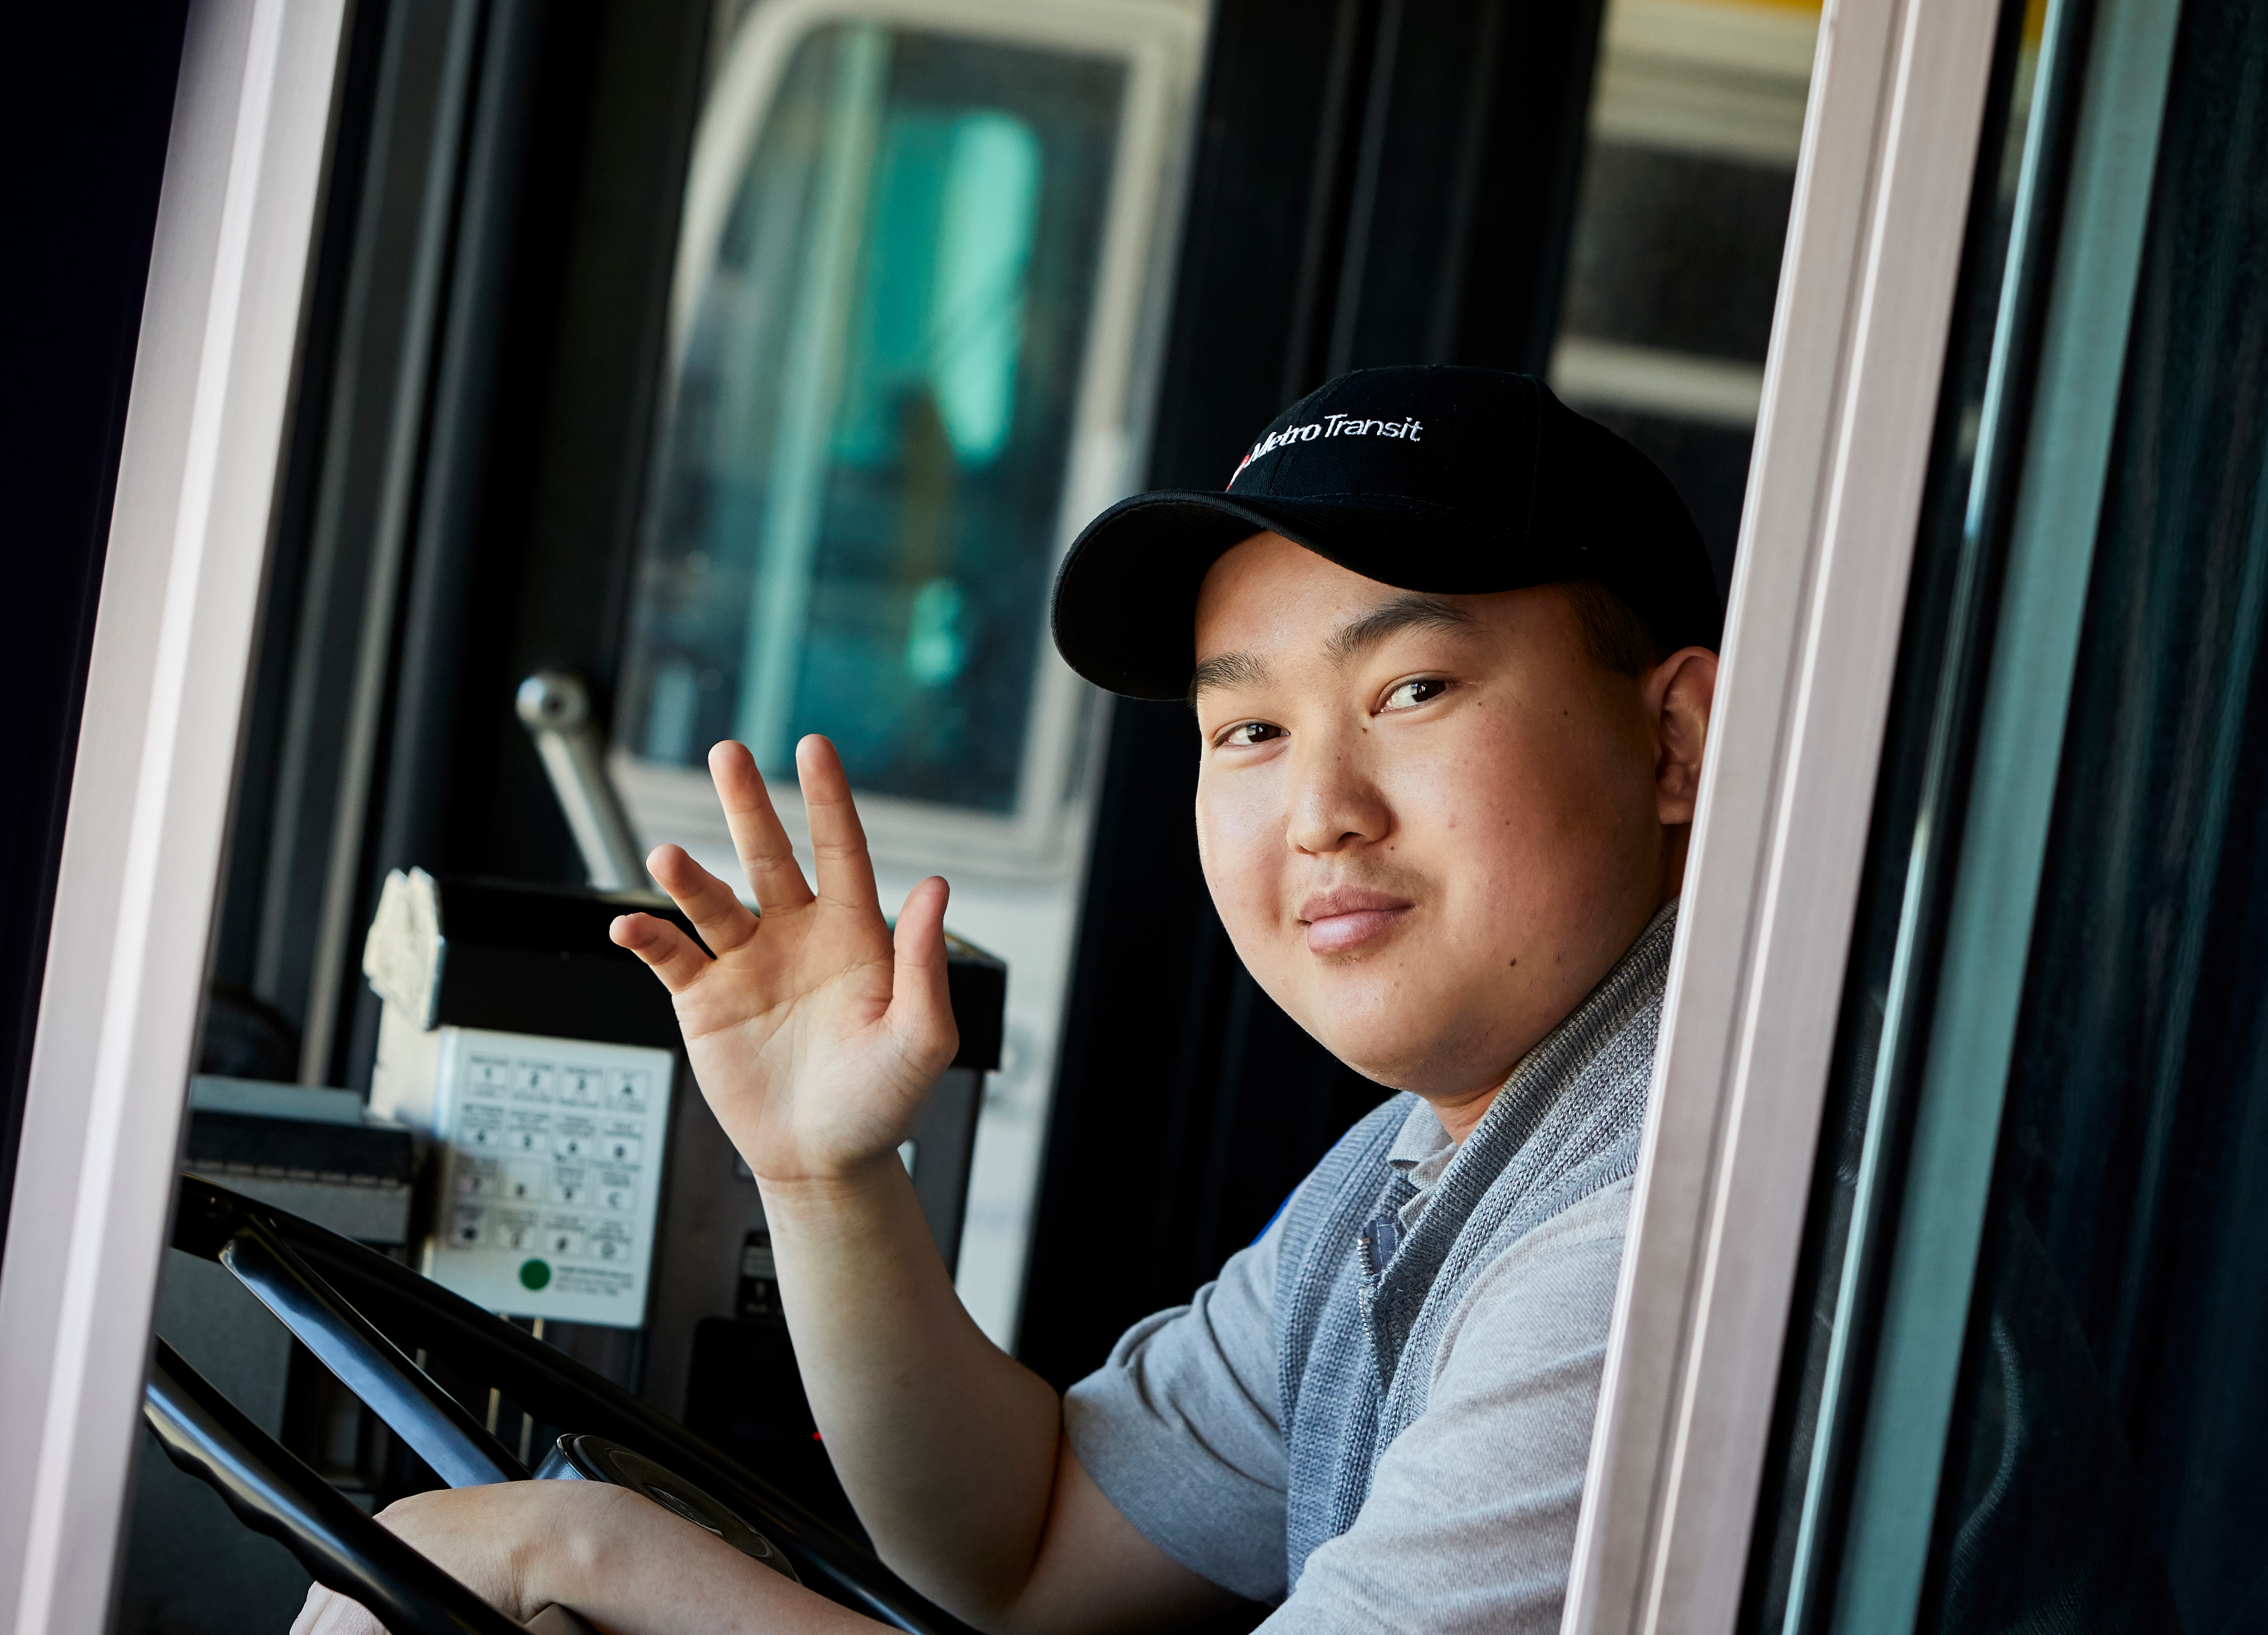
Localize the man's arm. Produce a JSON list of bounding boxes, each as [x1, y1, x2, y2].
[[300, 737, 1233, 1635], [291, 1454, 1215, 1635], [750, 1133, 1235, 1632], [617, 737, 1234, 1632], [294, 1481, 878, 1635]]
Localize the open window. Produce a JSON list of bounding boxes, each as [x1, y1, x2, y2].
[[1571, 0, 2268, 1629], [24, 0, 2267, 1632]]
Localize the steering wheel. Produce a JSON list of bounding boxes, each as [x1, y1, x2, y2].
[[146, 1174, 974, 1635]]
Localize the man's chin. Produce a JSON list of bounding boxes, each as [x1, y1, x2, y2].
[[1293, 1008, 1509, 1099], [1250, 952, 1514, 1089], [1314, 1048, 1501, 1100]]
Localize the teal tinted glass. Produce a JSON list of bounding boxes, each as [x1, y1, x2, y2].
[[1917, 0, 2268, 1622], [627, 23, 1125, 812]]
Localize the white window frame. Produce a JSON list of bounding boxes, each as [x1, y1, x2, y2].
[[0, 1, 350, 1630], [610, 0, 1206, 884], [1563, 0, 2011, 1632]]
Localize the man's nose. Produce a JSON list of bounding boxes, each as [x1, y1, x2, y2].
[[1286, 737, 1391, 856]]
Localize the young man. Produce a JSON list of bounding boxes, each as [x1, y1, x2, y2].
[[297, 366, 1720, 1634]]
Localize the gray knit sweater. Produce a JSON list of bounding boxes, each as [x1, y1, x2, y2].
[[1065, 902, 1674, 1629]]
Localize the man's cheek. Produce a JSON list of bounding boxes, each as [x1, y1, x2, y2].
[[1196, 794, 1282, 936], [1195, 777, 1281, 867], [1209, 866, 1282, 956]]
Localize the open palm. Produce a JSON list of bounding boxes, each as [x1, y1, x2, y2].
[[609, 737, 957, 1185]]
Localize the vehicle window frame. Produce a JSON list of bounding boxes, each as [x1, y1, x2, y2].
[[1749, 0, 2194, 1623], [0, 0, 2048, 1627], [0, 0, 355, 1624], [1561, 0, 2018, 1630]]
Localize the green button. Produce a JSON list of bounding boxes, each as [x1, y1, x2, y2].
[[518, 1258, 552, 1290]]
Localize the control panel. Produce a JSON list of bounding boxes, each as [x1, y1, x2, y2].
[[384, 1022, 673, 1326]]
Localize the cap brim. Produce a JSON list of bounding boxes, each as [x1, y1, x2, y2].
[[1050, 490, 1563, 699]]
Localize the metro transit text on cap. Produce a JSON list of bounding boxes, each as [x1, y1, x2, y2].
[[1050, 365, 1722, 701]]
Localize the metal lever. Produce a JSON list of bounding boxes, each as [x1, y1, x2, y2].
[[515, 671, 650, 892]]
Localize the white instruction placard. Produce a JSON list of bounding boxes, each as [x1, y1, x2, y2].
[[421, 1026, 674, 1327]]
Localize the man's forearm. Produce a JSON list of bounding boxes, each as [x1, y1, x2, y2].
[[759, 1157, 1064, 1625], [296, 1481, 883, 1635], [553, 1484, 882, 1635]]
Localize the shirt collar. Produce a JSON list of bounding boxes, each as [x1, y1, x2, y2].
[[1381, 897, 1681, 1202], [1386, 1099, 1456, 1186]]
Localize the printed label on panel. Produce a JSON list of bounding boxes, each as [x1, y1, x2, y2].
[[421, 1026, 673, 1327]]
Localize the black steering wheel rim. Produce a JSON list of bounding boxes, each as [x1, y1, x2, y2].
[[144, 1335, 530, 1635], [155, 1174, 973, 1635]]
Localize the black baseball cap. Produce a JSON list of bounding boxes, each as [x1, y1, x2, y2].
[[1050, 365, 1721, 699]]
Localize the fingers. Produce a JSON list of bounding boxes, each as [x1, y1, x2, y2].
[[610, 912, 714, 995], [709, 742, 815, 915], [645, 842, 757, 955], [290, 1583, 325, 1635], [796, 736, 882, 917], [888, 876, 960, 1069], [293, 1584, 380, 1635]]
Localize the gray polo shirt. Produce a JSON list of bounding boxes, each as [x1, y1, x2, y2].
[[1063, 903, 1674, 1631]]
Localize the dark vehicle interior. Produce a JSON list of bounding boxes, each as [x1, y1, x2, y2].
[[22, 0, 2268, 1630], [50, 3, 1800, 1627]]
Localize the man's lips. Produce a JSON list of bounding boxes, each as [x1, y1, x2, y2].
[[1299, 886, 1416, 954]]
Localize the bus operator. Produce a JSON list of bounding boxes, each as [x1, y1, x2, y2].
[[297, 364, 1722, 1635]]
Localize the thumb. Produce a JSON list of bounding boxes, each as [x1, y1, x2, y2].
[[888, 876, 958, 1075]]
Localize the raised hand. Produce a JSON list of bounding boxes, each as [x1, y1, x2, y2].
[[609, 737, 957, 1186]]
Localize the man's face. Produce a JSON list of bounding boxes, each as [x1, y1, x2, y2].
[[1192, 531, 1708, 1105]]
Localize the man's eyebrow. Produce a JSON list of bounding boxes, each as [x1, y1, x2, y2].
[[1324, 593, 1476, 663], [1188, 649, 1270, 702]]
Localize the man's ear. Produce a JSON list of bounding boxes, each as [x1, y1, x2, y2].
[[1647, 646, 1718, 826]]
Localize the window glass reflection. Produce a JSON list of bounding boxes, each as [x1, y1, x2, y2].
[[1743, 0, 2268, 1625], [627, 22, 1125, 812], [1552, 0, 1820, 587], [1925, 0, 2268, 1623]]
